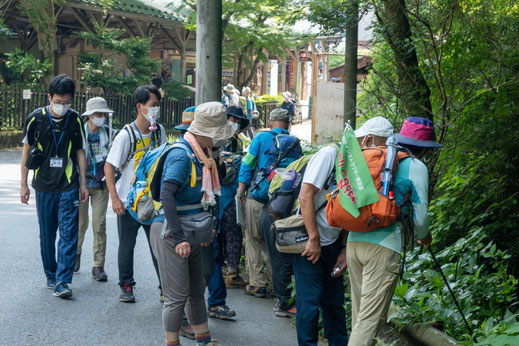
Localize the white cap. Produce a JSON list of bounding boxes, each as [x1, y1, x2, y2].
[[354, 116, 394, 138]]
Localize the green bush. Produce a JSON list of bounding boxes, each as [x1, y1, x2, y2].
[[255, 94, 283, 104]]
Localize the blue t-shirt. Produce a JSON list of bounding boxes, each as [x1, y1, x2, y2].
[[153, 140, 203, 223]]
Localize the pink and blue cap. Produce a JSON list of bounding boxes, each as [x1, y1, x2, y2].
[[392, 117, 443, 148]]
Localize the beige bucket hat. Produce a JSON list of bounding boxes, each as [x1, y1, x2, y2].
[[82, 97, 112, 116], [223, 84, 235, 93], [188, 102, 235, 141]]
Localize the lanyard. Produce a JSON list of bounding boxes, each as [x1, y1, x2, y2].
[[47, 106, 69, 156], [133, 122, 156, 149]]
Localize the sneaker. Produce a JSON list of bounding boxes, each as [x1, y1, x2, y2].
[[196, 339, 221, 346], [208, 305, 236, 320], [53, 282, 72, 299], [92, 267, 108, 282], [180, 324, 195, 340], [245, 285, 266, 298], [74, 254, 81, 272], [160, 289, 164, 303], [274, 300, 296, 318], [46, 278, 56, 289], [224, 273, 248, 288], [119, 284, 135, 303]]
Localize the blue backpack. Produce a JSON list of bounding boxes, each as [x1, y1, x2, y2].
[[125, 141, 196, 225], [250, 131, 303, 203]]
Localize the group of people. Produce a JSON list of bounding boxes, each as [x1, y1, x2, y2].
[[221, 83, 257, 139], [20, 73, 442, 346]]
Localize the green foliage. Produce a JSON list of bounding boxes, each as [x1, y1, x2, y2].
[[76, 25, 160, 95], [391, 228, 518, 343], [161, 80, 193, 101], [255, 94, 283, 104], [5, 49, 51, 89]]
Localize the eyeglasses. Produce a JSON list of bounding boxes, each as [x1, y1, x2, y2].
[[52, 100, 72, 106]]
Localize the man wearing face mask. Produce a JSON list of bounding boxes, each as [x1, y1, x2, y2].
[[105, 84, 166, 303], [20, 74, 88, 299], [75, 97, 113, 281]]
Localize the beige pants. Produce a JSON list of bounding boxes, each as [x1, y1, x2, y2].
[[347, 241, 401, 346], [244, 199, 271, 287], [78, 187, 109, 267]]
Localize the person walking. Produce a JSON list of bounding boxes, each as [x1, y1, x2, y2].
[[20, 74, 88, 299], [293, 143, 349, 345], [149, 102, 235, 346], [281, 91, 295, 123], [221, 84, 234, 107], [239, 87, 256, 139], [237, 108, 302, 298], [347, 117, 439, 346], [76, 97, 112, 281], [104, 84, 166, 303]]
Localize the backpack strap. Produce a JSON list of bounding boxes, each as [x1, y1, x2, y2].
[[33, 108, 45, 147], [122, 124, 137, 169]]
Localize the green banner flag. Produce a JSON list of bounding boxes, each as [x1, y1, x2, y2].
[[335, 125, 379, 217]]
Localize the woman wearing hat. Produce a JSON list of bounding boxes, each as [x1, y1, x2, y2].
[[347, 116, 441, 346], [150, 102, 235, 346], [76, 97, 113, 281], [281, 91, 296, 123]]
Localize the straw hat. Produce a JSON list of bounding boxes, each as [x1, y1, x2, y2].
[[188, 102, 235, 141], [82, 97, 112, 116]]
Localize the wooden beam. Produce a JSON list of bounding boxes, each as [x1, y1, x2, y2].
[[147, 23, 155, 36], [115, 16, 136, 37], [159, 25, 182, 52], [170, 26, 185, 49], [70, 8, 95, 33], [184, 29, 192, 42], [134, 20, 146, 37], [103, 14, 112, 28]]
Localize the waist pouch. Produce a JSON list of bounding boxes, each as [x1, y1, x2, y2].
[[271, 214, 308, 254], [25, 147, 45, 170], [179, 211, 213, 245]]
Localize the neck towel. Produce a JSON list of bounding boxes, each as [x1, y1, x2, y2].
[[184, 132, 221, 208]]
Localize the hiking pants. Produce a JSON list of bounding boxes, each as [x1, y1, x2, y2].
[[117, 212, 161, 288], [347, 241, 401, 346], [244, 199, 270, 287], [221, 200, 243, 268], [207, 236, 227, 307], [291, 237, 348, 346], [78, 187, 109, 267], [36, 189, 79, 284], [149, 221, 208, 333], [259, 205, 293, 309]]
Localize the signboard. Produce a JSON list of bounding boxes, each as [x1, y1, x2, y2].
[[299, 50, 312, 62], [23, 89, 32, 100], [222, 71, 234, 77], [289, 62, 295, 88], [171, 58, 181, 82]]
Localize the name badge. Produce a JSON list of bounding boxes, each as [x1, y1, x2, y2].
[[50, 157, 63, 168], [95, 154, 104, 162]]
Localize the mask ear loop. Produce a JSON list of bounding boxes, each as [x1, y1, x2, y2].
[[361, 136, 368, 148], [371, 135, 376, 147]]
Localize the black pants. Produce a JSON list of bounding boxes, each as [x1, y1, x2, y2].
[[259, 205, 293, 309], [117, 212, 161, 288]]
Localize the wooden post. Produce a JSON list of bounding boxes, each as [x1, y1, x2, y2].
[[310, 53, 319, 144]]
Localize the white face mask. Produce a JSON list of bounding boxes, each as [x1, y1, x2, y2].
[[213, 139, 228, 148], [144, 106, 160, 121], [92, 117, 106, 127], [51, 102, 70, 116], [228, 121, 240, 133]]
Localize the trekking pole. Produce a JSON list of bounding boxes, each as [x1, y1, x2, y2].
[[427, 246, 475, 341]]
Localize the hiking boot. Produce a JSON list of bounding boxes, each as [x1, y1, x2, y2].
[[92, 267, 108, 282], [208, 305, 236, 320], [46, 278, 56, 289], [180, 324, 195, 340], [274, 300, 296, 318], [245, 285, 266, 298], [224, 273, 248, 288], [53, 282, 72, 299], [196, 339, 221, 346], [74, 254, 81, 272], [120, 284, 135, 303], [160, 289, 164, 303]]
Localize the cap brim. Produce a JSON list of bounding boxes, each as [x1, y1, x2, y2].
[[82, 108, 112, 116], [174, 124, 190, 131], [392, 134, 443, 148]]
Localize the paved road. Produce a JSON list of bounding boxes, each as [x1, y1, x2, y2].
[[0, 149, 299, 346]]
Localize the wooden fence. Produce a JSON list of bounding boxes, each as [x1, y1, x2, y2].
[[0, 86, 194, 130], [256, 101, 278, 127]]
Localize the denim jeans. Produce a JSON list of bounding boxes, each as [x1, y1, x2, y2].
[[36, 189, 79, 284], [207, 236, 227, 307], [291, 237, 348, 346], [259, 205, 293, 309]]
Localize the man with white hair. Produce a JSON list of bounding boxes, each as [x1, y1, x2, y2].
[[240, 86, 256, 139]]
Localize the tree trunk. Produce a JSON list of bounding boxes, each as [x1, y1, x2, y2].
[[378, 0, 433, 120], [239, 52, 262, 90]]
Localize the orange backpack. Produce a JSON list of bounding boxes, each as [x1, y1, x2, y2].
[[326, 147, 410, 232]]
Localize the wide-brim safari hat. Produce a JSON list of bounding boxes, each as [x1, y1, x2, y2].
[[282, 91, 291, 99], [82, 97, 112, 116], [188, 102, 235, 141], [391, 117, 443, 148], [223, 84, 235, 93], [226, 106, 250, 130], [175, 106, 196, 131]]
